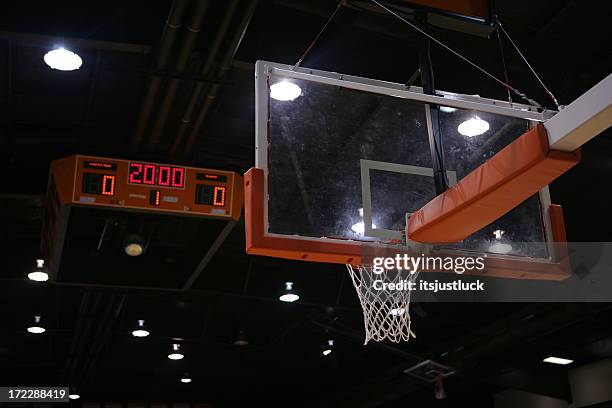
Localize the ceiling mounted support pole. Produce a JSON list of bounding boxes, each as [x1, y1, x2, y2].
[[418, 26, 448, 194]]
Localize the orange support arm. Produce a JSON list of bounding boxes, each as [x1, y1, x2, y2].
[[408, 124, 581, 243]]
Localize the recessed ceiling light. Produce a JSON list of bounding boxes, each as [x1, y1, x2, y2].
[[131, 319, 149, 337], [27, 315, 45, 334], [28, 259, 48, 282], [458, 117, 489, 137], [68, 394, 80, 400], [322, 339, 334, 356], [270, 81, 301, 101], [279, 282, 299, 302], [180, 375, 192, 383], [543, 356, 573, 365], [168, 343, 184, 360], [44, 47, 82, 71]]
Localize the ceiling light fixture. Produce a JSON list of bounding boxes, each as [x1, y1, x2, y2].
[[131, 319, 149, 338], [439, 106, 457, 113], [28, 259, 49, 282], [543, 356, 573, 365], [167, 343, 184, 360], [322, 339, 334, 356], [279, 282, 299, 303], [68, 394, 80, 400], [458, 117, 489, 137], [180, 374, 192, 383], [270, 80, 302, 101], [233, 330, 249, 346], [44, 47, 82, 71], [124, 234, 146, 257], [27, 315, 45, 334]]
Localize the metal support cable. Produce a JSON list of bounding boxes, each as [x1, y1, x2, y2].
[[497, 20, 560, 109], [369, 0, 544, 108], [293, 0, 346, 69]]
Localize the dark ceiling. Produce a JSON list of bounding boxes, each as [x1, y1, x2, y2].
[[0, 1, 611, 407]]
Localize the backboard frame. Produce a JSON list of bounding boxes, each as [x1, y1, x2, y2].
[[248, 60, 569, 280]]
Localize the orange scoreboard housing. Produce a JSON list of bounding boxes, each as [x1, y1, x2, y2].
[[43, 155, 243, 289], [50, 155, 242, 219]]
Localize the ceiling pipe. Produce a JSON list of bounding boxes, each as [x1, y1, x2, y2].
[[146, 0, 212, 152], [182, 0, 259, 154], [170, 0, 242, 154], [131, 0, 189, 150]]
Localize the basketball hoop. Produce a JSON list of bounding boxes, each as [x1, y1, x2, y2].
[[346, 264, 420, 344]]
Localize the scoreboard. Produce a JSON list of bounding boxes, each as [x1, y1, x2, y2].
[[49, 155, 243, 220]]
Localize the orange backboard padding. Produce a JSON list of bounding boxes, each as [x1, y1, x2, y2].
[[244, 167, 571, 280], [244, 168, 363, 265], [408, 124, 580, 243]]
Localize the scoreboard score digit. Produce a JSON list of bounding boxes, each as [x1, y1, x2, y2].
[[128, 162, 185, 188]]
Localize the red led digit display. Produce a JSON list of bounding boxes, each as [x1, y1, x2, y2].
[[101, 175, 116, 196], [129, 163, 143, 183], [158, 166, 171, 186], [128, 162, 185, 189], [213, 186, 226, 206], [143, 164, 156, 185], [171, 167, 185, 188]]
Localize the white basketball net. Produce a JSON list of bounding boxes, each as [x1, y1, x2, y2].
[[347, 264, 420, 344]]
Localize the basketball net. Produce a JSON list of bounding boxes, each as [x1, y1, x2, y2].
[[346, 264, 419, 344]]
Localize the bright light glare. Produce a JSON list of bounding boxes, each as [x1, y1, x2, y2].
[[279, 293, 299, 303], [168, 353, 184, 360], [489, 242, 513, 254], [458, 117, 490, 137], [132, 329, 150, 338], [28, 271, 49, 282], [543, 356, 573, 365], [180, 377, 192, 383], [322, 349, 332, 356], [351, 221, 377, 235], [439, 106, 457, 113], [389, 308, 405, 316], [27, 326, 45, 334], [270, 81, 301, 101], [69, 394, 80, 400], [44, 48, 83, 71], [124, 243, 144, 257]]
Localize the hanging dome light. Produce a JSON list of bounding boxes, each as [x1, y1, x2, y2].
[[167, 343, 184, 360], [131, 319, 150, 337], [43, 47, 83, 71], [28, 259, 48, 282], [180, 374, 192, 383], [270, 80, 302, 101], [458, 117, 489, 137], [124, 234, 146, 257], [27, 315, 45, 334], [279, 282, 299, 302], [233, 330, 249, 346], [322, 339, 334, 356]]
